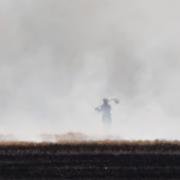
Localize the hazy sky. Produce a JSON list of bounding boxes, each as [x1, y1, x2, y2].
[[0, 0, 180, 140]]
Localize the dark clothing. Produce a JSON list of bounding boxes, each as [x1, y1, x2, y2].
[[99, 103, 112, 125]]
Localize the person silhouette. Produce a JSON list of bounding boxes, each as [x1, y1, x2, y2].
[[96, 98, 112, 126]]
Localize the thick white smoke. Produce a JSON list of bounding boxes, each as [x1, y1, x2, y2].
[[0, 0, 180, 141]]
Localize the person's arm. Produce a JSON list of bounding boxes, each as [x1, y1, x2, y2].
[[95, 105, 102, 112]]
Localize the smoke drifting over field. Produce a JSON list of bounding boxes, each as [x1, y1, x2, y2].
[[0, 0, 180, 141]]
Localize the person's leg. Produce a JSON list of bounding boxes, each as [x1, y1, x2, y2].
[[102, 115, 112, 135]]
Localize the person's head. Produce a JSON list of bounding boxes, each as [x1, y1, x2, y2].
[[103, 98, 109, 104]]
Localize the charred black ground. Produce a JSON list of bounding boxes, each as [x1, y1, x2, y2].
[[0, 141, 180, 179]]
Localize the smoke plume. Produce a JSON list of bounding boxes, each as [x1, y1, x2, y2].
[[0, 0, 180, 140]]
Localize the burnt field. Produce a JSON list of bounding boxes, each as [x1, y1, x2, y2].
[[1, 141, 180, 179]]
